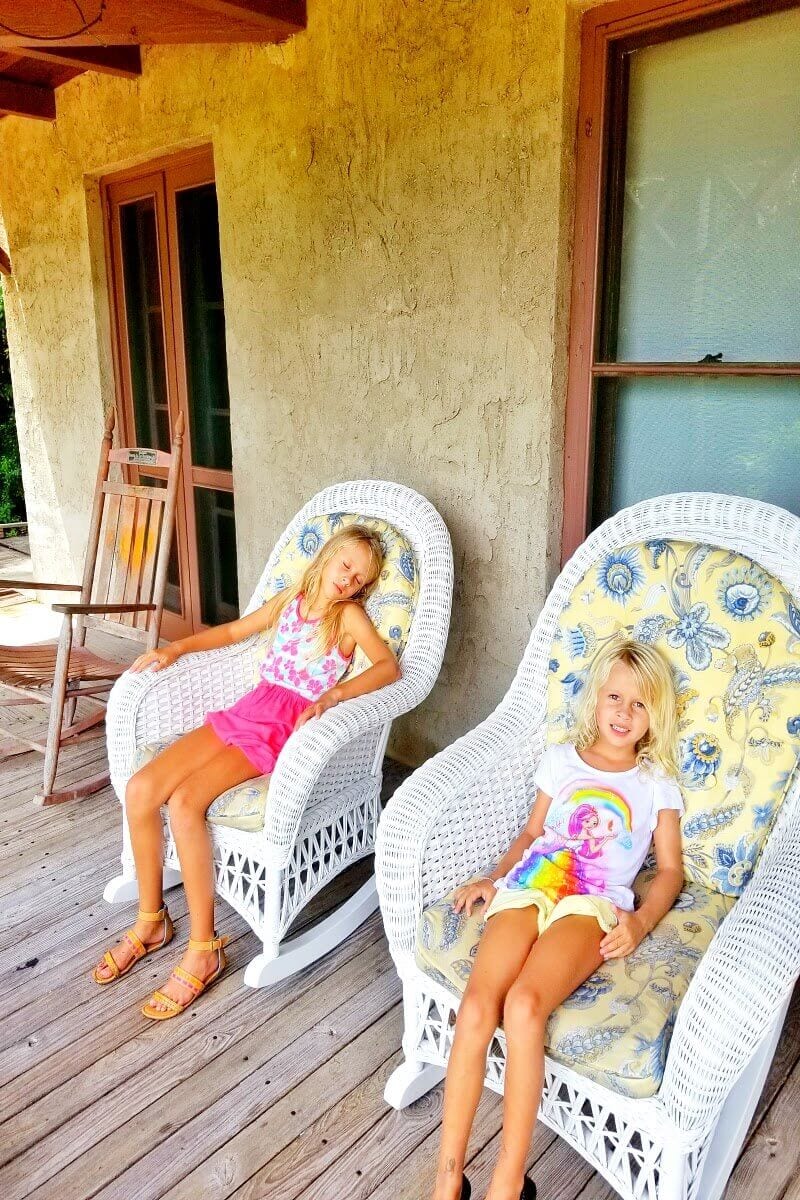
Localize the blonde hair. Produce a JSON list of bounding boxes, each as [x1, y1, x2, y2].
[[572, 637, 679, 778], [263, 525, 384, 653]]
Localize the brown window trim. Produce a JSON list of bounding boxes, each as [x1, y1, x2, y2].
[[562, 0, 800, 563]]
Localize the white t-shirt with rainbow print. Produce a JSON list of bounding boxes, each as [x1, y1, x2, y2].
[[496, 742, 684, 911]]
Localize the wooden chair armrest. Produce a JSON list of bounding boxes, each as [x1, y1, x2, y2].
[[0, 580, 82, 591], [51, 601, 156, 615]]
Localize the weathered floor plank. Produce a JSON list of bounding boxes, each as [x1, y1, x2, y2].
[[0, 733, 796, 1200]]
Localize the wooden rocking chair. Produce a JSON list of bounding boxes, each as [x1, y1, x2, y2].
[[0, 407, 183, 805]]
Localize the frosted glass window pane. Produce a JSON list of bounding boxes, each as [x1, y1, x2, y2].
[[595, 377, 800, 519], [616, 8, 800, 363]]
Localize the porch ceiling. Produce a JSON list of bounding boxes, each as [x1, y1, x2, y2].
[[0, 0, 305, 120]]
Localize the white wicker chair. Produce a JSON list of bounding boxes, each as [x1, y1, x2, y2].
[[375, 493, 800, 1200], [103, 480, 453, 987]]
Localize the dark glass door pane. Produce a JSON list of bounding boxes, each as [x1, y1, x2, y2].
[[194, 487, 239, 625], [176, 184, 232, 472], [119, 199, 171, 452]]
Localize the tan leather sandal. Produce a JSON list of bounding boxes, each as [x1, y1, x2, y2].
[[141, 933, 229, 1021], [92, 906, 174, 985]]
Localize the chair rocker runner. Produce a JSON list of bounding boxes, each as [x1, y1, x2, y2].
[[0, 407, 183, 805], [103, 480, 454, 988], [376, 492, 800, 1200]]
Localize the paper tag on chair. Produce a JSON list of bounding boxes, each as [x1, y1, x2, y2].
[[125, 449, 159, 466]]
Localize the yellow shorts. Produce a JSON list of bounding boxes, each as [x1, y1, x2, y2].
[[484, 887, 618, 936]]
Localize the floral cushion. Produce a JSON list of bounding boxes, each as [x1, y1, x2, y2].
[[546, 540, 800, 895], [253, 512, 418, 677], [416, 868, 735, 1098], [129, 742, 268, 832]]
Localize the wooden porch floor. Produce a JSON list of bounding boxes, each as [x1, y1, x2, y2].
[[0, 625, 797, 1197]]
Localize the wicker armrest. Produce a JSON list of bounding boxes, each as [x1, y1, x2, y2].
[[660, 800, 800, 1134], [262, 675, 421, 864], [376, 704, 546, 960], [105, 639, 260, 797]]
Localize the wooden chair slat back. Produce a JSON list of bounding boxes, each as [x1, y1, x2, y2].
[[137, 502, 164, 628], [81, 409, 184, 647]]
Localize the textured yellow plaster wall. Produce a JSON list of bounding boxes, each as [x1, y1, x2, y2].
[[0, 0, 601, 762]]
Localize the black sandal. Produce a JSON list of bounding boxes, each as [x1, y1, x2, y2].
[[459, 1170, 534, 1199]]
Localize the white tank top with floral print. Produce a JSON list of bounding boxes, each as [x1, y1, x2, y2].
[[259, 595, 351, 701]]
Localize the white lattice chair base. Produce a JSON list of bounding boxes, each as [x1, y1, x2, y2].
[[104, 481, 453, 987], [106, 778, 381, 986], [383, 967, 790, 1200]]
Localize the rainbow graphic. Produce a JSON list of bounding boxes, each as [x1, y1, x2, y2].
[[503, 782, 633, 900], [570, 785, 633, 844]]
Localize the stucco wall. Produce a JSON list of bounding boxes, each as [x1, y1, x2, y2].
[[0, 0, 598, 763]]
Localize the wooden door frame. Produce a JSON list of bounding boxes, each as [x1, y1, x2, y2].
[[102, 144, 232, 637], [562, 0, 800, 563]]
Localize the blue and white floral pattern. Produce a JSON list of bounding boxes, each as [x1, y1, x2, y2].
[[597, 548, 645, 606], [680, 733, 723, 789], [398, 549, 416, 584], [298, 523, 324, 558], [564, 623, 597, 658], [718, 566, 772, 622], [711, 836, 760, 895], [665, 602, 729, 670]]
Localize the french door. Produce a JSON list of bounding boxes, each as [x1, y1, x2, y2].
[[564, 0, 800, 560], [104, 147, 239, 638]]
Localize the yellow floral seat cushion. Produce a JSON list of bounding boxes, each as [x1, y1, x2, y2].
[[254, 512, 418, 676], [130, 742, 270, 832], [547, 540, 800, 895], [416, 868, 735, 1098]]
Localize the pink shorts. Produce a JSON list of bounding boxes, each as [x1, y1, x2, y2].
[[205, 680, 309, 775]]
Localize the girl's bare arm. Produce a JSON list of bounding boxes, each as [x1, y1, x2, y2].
[[599, 808, 683, 959], [293, 603, 401, 727], [131, 595, 281, 672], [331, 602, 401, 700]]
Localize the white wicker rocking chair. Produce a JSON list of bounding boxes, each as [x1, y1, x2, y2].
[[103, 480, 453, 987], [375, 493, 800, 1200]]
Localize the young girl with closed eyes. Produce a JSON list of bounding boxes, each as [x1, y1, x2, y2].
[[92, 526, 400, 1020], [433, 639, 684, 1200]]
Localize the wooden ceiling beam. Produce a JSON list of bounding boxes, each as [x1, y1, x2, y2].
[[186, 0, 305, 36], [0, 75, 55, 119], [0, 247, 11, 275], [14, 45, 141, 78]]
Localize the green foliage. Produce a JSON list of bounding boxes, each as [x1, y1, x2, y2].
[[0, 287, 25, 525]]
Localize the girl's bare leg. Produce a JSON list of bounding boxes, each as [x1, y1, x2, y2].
[[432, 907, 541, 1200], [485, 916, 604, 1200], [94, 725, 233, 980], [146, 745, 258, 1012]]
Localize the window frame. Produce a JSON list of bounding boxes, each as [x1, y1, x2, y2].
[[562, 0, 800, 562]]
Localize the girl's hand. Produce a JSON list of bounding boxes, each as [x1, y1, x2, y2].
[[129, 646, 181, 673], [599, 906, 648, 960], [452, 877, 497, 917], [293, 688, 341, 730]]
